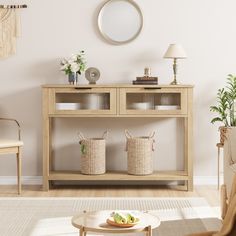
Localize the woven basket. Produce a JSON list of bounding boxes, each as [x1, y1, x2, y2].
[[219, 126, 228, 145], [78, 131, 108, 175], [125, 130, 155, 176]]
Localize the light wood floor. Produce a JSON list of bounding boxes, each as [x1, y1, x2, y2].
[[0, 185, 220, 207]]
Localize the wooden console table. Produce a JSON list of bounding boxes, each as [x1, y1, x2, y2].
[[42, 84, 193, 191]]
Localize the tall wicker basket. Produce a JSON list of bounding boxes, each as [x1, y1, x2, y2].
[[78, 131, 108, 175], [125, 130, 155, 176]]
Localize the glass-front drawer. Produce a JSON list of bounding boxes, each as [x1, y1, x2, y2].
[[49, 87, 117, 115], [119, 87, 187, 115]]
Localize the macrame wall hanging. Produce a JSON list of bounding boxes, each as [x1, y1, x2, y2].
[[0, 4, 27, 59]]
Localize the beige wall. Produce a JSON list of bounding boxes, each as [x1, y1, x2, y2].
[[0, 0, 235, 179]]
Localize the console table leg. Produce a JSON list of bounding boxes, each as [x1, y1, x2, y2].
[[184, 90, 193, 192], [43, 179, 49, 191], [188, 179, 193, 191], [43, 89, 51, 192]]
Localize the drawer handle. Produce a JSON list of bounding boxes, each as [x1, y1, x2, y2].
[[74, 87, 92, 90], [144, 87, 161, 90]]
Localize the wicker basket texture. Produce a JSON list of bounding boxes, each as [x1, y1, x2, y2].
[[219, 126, 228, 145], [125, 130, 155, 176], [79, 131, 107, 175]]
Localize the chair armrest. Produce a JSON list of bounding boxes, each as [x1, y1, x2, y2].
[[0, 118, 21, 140]]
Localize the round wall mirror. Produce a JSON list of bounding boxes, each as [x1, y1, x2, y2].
[[98, 0, 143, 45]]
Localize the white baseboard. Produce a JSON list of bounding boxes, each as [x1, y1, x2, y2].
[[0, 176, 42, 185], [194, 175, 224, 186], [0, 175, 224, 186]]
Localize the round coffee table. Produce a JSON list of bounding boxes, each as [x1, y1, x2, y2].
[[71, 210, 160, 236]]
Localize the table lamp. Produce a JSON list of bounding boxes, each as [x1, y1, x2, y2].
[[164, 44, 187, 85]]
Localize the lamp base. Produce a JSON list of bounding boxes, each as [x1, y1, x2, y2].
[[170, 79, 179, 85]]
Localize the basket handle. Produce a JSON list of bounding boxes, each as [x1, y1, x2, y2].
[[125, 142, 128, 152], [102, 131, 109, 139], [125, 129, 133, 139], [78, 131, 85, 140]]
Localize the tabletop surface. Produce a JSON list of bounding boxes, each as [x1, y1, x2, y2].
[[71, 210, 160, 233], [42, 83, 194, 88]]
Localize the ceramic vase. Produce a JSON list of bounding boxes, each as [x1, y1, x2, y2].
[[68, 73, 78, 85]]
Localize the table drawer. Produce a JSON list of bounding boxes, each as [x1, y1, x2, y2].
[[48, 87, 117, 115], [119, 87, 187, 115]]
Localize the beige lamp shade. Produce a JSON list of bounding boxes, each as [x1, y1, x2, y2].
[[164, 44, 187, 59]]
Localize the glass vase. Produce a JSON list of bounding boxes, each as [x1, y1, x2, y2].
[[68, 73, 78, 85]]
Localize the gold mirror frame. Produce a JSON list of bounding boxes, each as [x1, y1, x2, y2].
[[97, 0, 143, 45]]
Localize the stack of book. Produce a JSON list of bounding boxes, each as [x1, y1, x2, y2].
[[133, 76, 158, 85]]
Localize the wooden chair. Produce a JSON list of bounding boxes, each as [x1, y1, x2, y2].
[[221, 174, 236, 219], [0, 118, 23, 194], [186, 174, 236, 236]]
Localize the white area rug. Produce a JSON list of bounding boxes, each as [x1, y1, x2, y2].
[[0, 197, 221, 236]]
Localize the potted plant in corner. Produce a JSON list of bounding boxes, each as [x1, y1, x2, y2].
[[210, 74, 236, 146], [211, 74, 236, 195], [60, 51, 86, 85]]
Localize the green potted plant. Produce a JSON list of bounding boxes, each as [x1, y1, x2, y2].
[[210, 74, 236, 145], [60, 51, 86, 85]]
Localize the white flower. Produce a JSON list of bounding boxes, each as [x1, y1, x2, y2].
[[60, 63, 69, 71], [70, 63, 79, 73], [70, 54, 78, 61], [60, 51, 86, 75], [61, 58, 68, 65], [68, 59, 75, 65]]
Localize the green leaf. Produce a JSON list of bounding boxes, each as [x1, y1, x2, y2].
[[210, 106, 220, 112], [211, 117, 223, 124]]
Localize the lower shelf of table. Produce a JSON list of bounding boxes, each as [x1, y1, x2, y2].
[[48, 170, 189, 181]]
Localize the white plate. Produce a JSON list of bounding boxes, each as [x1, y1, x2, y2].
[[132, 102, 149, 110], [155, 105, 180, 110], [56, 103, 80, 110]]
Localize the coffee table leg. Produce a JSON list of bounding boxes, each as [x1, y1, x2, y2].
[[147, 225, 152, 236], [79, 227, 85, 236]]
